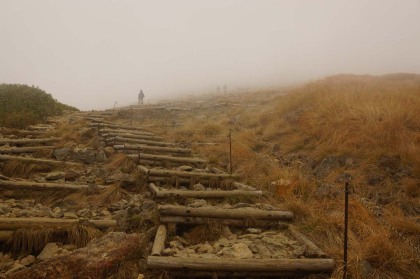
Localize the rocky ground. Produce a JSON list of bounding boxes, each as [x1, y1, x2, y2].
[[163, 228, 305, 259]]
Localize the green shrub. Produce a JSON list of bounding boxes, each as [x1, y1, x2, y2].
[[0, 84, 78, 128]]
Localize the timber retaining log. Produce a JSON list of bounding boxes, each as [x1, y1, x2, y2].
[[0, 137, 59, 145], [0, 154, 82, 166], [115, 144, 191, 155], [147, 256, 335, 273], [0, 217, 116, 230], [0, 146, 54, 154], [0, 180, 106, 191], [159, 205, 294, 221]]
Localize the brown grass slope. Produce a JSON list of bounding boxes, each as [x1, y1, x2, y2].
[[143, 74, 419, 278]]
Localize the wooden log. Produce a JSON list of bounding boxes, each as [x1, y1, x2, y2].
[[147, 177, 220, 185], [138, 165, 150, 174], [85, 118, 114, 125], [144, 168, 238, 180], [148, 183, 159, 196], [99, 128, 156, 137], [147, 256, 335, 272], [149, 184, 262, 199], [0, 146, 54, 154], [168, 271, 317, 277], [101, 132, 162, 141], [114, 144, 191, 155], [159, 205, 294, 221], [84, 116, 104, 121], [137, 160, 191, 168], [155, 189, 262, 199], [194, 142, 219, 146], [85, 111, 113, 115], [151, 225, 167, 256], [288, 225, 328, 258], [112, 136, 173, 147], [89, 123, 152, 133], [147, 176, 191, 184], [159, 216, 276, 228], [28, 125, 54, 131], [0, 180, 106, 191], [0, 230, 13, 241], [233, 182, 257, 191], [128, 153, 207, 165], [0, 217, 116, 230], [0, 137, 59, 145], [0, 154, 82, 166], [0, 129, 45, 136]]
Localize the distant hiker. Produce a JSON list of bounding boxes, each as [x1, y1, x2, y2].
[[138, 90, 145, 105]]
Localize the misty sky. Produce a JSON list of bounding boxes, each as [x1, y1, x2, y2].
[[1, 0, 420, 110]]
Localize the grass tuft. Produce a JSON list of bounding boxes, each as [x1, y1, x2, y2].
[[7, 224, 102, 255]]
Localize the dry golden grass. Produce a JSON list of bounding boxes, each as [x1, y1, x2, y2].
[[113, 260, 139, 279], [265, 74, 420, 166], [63, 184, 129, 208], [183, 222, 224, 245], [7, 224, 102, 255], [105, 153, 136, 173], [99, 184, 130, 204], [2, 161, 52, 178]]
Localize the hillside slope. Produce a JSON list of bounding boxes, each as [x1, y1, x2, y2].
[[0, 84, 78, 128]]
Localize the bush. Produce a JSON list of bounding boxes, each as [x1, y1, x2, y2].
[[0, 84, 78, 128]]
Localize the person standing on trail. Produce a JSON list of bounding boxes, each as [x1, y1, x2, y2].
[[138, 90, 145, 105]]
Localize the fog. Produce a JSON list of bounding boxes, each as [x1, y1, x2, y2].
[[1, 0, 419, 110]]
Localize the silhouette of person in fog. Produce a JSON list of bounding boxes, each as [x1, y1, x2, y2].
[[138, 90, 145, 105]]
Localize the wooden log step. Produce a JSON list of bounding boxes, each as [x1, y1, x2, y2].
[[99, 128, 157, 137], [28, 125, 54, 131], [159, 216, 277, 228], [139, 165, 238, 179], [166, 271, 323, 278], [0, 129, 45, 136], [233, 182, 258, 191], [147, 256, 335, 273], [146, 177, 232, 186], [0, 154, 82, 166], [159, 205, 294, 221], [0, 137, 60, 145], [147, 177, 194, 184], [148, 183, 262, 199], [110, 136, 173, 147], [0, 180, 106, 191], [119, 149, 192, 157], [0, 217, 116, 230], [84, 116, 104, 120], [89, 123, 152, 133], [128, 153, 207, 165], [151, 225, 167, 256], [115, 144, 191, 155], [85, 118, 114, 125], [0, 146, 54, 154], [100, 132, 162, 141], [85, 111, 113, 116], [0, 230, 13, 241]]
